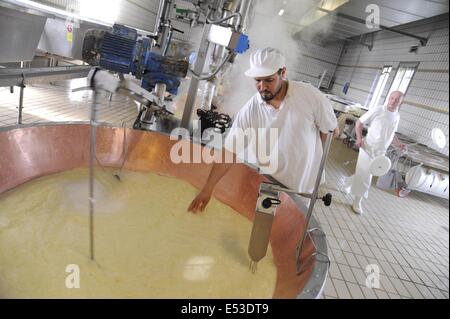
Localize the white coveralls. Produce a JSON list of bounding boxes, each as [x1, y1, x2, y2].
[[224, 81, 337, 193], [347, 104, 400, 198]]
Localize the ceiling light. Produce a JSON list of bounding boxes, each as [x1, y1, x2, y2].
[[278, 9, 285, 16]]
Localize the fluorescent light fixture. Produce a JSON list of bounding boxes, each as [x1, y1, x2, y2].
[[278, 9, 285, 16]]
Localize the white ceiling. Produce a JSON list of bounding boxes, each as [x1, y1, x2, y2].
[[277, 0, 449, 43]]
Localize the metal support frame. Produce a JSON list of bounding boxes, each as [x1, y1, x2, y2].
[[0, 65, 90, 125], [157, 0, 174, 53], [181, 0, 252, 130], [342, 33, 374, 51], [328, 41, 346, 90], [181, 24, 212, 130], [333, 11, 429, 46], [296, 131, 334, 275], [0, 66, 91, 87], [238, 0, 253, 32]]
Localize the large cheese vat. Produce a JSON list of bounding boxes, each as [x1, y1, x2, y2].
[[0, 123, 329, 298]]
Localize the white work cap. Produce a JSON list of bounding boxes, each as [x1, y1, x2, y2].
[[245, 47, 286, 78]]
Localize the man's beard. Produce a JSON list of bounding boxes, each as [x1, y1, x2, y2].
[[260, 91, 276, 101], [259, 82, 283, 102]]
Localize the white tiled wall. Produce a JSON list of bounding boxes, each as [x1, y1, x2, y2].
[[331, 14, 449, 155], [293, 40, 345, 89]]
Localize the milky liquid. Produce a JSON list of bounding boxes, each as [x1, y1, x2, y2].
[[0, 168, 277, 298]]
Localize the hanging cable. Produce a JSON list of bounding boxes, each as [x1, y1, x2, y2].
[[189, 52, 232, 81], [206, 11, 241, 30]]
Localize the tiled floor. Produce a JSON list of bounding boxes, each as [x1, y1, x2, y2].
[[0, 80, 449, 299], [0, 79, 139, 127], [318, 141, 449, 299]]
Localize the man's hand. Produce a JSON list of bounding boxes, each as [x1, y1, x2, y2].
[[188, 188, 212, 213], [187, 163, 234, 214], [333, 127, 340, 138], [355, 138, 364, 148]]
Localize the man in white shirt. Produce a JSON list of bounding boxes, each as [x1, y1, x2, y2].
[[344, 91, 405, 214], [188, 47, 338, 213]]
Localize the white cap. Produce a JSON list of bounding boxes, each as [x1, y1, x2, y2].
[[245, 48, 286, 78]]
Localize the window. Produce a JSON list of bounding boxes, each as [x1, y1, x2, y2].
[[367, 66, 392, 109], [385, 62, 419, 104]]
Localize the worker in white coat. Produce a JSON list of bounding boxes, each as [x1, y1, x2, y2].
[[344, 91, 405, 214], [188, 47, 338, 213]]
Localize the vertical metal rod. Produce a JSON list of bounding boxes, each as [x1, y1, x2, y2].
[[159, 0, 173, 52], [18, 61, 25, 125], [18, 84, 24, 125], [162, 28, 173, 56], [154, 0, 166, 37], [89, 91, 100, 261], [296, 131, 334, 274], [238, 0, 252, 31], [181, 24, 212, 130], [317, 70, 327, 89]]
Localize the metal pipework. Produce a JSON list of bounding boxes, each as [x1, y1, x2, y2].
[[237, 0, 252, 31], [153, 0, 166, 37], [155, 0, 174, 52], [154, 83, 167, 103], [206, 11, 242, 30], [181, 23, 212, 130], [200, 80, 216, 111], [189, 51, 232, 81]]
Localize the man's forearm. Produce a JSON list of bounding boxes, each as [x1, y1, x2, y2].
[[320, 127, 339, 145], [392, 135, 401, 145], [202, 163, 234, 193], [355, 120, 364, 141], [320, 132, 327, 144]]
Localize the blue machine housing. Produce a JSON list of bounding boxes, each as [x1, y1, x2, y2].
[[97, 24, 188, 95], [235, 34, 250, 54], [99, 24, 138, 74]]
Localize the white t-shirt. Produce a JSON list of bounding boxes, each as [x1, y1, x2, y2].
[[224, 81, 337, 193], [359, 104, 400, 156]]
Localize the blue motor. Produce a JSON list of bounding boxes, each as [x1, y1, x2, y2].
[[82, 24, 188, 94]]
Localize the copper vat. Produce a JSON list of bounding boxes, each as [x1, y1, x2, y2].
[[0, 123, 328, 298]]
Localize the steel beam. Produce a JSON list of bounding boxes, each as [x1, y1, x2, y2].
[[318, 8, 429, 46], [0, 66, 91, 87]]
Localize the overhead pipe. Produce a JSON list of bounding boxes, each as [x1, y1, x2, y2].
[[237, 0, 252, 31], [153, 0, 166, 37]]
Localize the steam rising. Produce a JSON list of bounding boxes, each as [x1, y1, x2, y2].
[[217, 0, 318, 116]]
